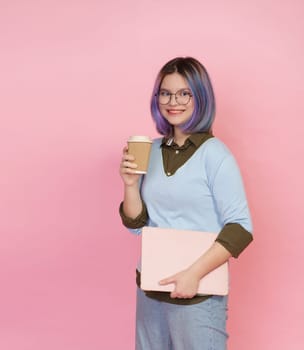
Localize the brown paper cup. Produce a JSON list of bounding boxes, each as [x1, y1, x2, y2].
[[127, 136, 152, 174]]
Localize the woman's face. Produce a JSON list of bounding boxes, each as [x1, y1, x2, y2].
[[158, 72, 194, 128]]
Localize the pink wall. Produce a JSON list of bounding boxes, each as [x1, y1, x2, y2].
[[0, 1, 303, 349]]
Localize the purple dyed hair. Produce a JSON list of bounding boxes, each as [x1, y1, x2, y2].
[[150, 57, 216, 136]]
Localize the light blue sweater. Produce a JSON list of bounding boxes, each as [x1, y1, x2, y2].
[[129, 137, 252, 237]]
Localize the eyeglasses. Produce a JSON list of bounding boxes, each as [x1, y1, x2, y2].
[[156, 89, 193, 105]]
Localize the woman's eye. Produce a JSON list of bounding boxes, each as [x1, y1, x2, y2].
[[180, 90, 191, 97], [159, 90, 170, 97]]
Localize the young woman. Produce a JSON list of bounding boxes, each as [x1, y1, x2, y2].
[[119, 57, 253, 350]]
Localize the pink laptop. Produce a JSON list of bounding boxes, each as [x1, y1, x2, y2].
[[141, 227, 229, 296]]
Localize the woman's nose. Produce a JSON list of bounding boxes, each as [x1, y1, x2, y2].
[[168, 93, 178, 105]]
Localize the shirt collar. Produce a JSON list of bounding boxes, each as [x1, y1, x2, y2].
[[161, 132, 212, 149]]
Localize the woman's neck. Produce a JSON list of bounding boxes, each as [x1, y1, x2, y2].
[[173, 128, 190, 146]]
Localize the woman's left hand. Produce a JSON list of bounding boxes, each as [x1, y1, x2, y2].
[[159, 269, 200, 299]]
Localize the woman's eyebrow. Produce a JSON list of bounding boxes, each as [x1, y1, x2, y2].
[[159, 87, 190, 91]]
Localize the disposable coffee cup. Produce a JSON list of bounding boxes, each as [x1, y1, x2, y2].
[[127, 136, 152, 174]]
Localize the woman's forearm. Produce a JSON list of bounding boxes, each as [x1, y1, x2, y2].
[[188, 241, 232, 279], [159, 241, 232, 298], [122, 184, 143, 219]]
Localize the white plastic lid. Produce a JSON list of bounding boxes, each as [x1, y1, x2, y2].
[[128, 135, 152, 142]]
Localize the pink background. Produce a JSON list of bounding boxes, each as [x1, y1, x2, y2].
[[0, 1, 303, 349]]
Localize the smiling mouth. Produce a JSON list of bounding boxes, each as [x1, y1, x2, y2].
[[166, 109, 185, 115]]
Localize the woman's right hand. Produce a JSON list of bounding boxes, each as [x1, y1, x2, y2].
[[119, 146, 141, 187]]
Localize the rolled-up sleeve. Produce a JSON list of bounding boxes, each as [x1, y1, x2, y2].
[[119, 201, 148, 229], [210, 154, 253, 257], [215, 223, 253, 258]]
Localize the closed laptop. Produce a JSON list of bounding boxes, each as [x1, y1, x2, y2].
[[141, 226, 229, 296]]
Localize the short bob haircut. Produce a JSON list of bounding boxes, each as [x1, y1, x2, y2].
[[150, 57, 216, 136]]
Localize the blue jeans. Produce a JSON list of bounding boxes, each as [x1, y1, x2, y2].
[[136, 288, 228, 350]]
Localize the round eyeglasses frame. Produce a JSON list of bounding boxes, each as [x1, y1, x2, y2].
[[156, 89, 193, 106]]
